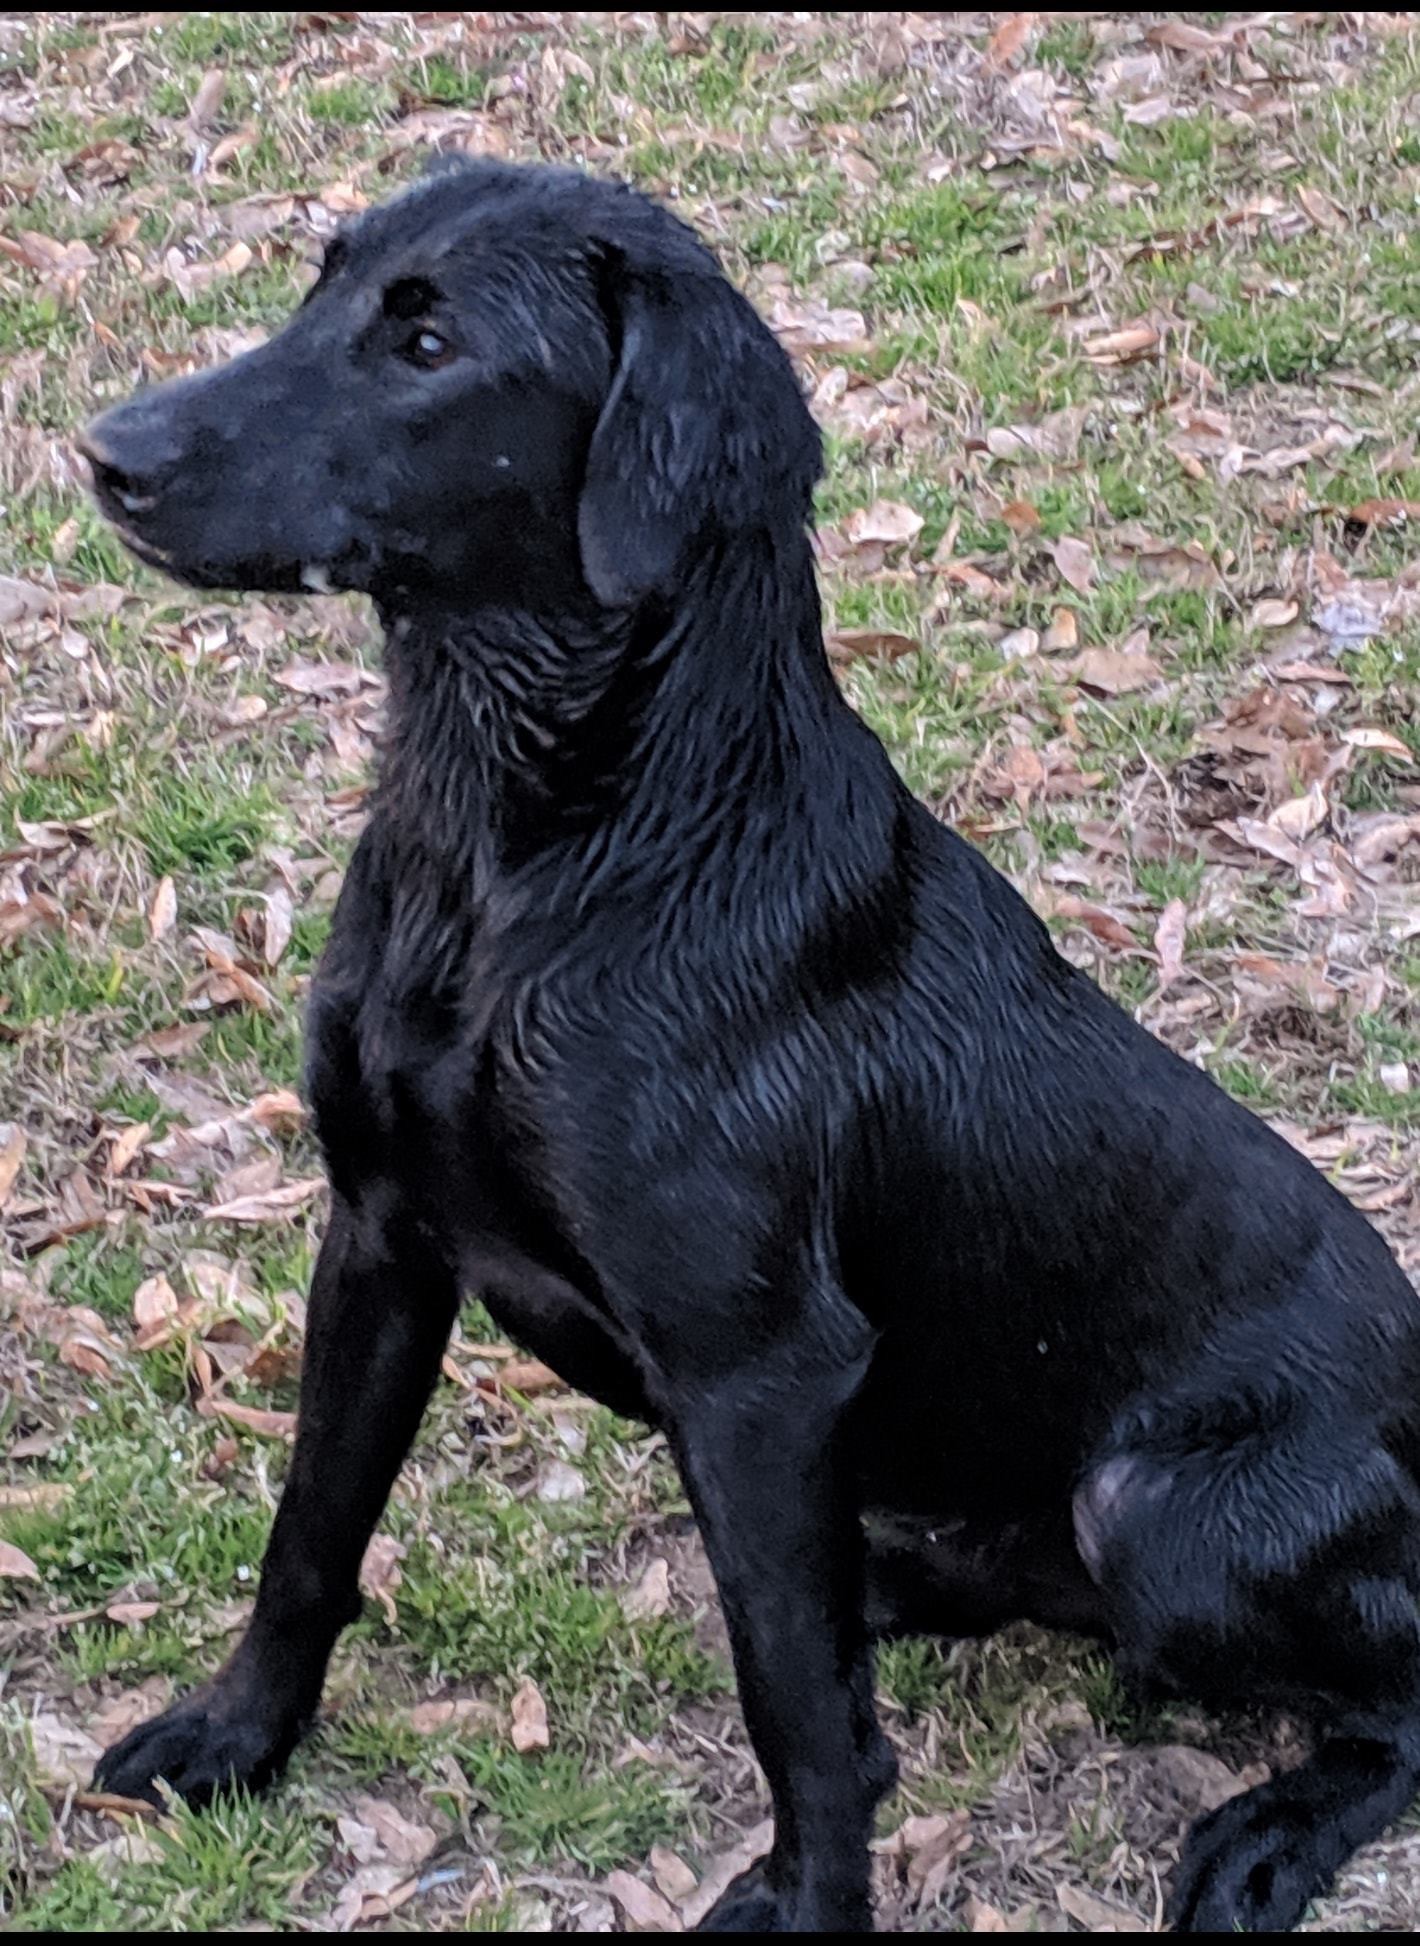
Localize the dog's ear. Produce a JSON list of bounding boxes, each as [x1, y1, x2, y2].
[[578, 246, 822, 607]]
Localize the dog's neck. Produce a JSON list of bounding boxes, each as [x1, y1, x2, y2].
[[372, 531, 898, 914]]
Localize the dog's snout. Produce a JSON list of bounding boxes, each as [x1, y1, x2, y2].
[[79, 407, 183, 516]]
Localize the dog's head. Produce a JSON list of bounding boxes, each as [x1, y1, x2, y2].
[[80, 160, 822, 613]]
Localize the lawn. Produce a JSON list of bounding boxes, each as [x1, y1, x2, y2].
[[3, 8, 1419, 1933]]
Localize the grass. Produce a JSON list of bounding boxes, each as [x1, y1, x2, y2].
[[3, 7, 1420, 1935]]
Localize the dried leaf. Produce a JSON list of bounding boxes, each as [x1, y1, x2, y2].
[[137, 1023, 210, 1058], [188, 66, 227, 128], [29, 1713, 103, 1786], [650, 1846, 699, 1904], [106, 1121, 151, 1179], [1041, 609, 1078, 654], [1046, 895, 1138, 952], [132, 1272, 180, 1337], [408, 1695, 500, 1736], [0, 1540, 40, 1581], [274, 658, 370, 697], [843, 500, 923, 549], [999, 626, 1040, 661], [358, 1533, 406, 1624], [767, 296, 871, 355], [605, 1871, 683, 1933], [622, 1557, 672, 1622], [1349, 498, 1420, 527], [0, 1123, 26, 1211], [248, 1088, 306, 1132], [827, 628, 921, 665], [106, 1599, 161, 1626], [199, 1399, 298, 1440], [536, 1458, 586, 1503], [1051, 535, 1096, 594], [261, 887, 294, 967], [510, 1676, 550, 1753], [1056, 1882, 1150, 1931], [1268, 782, 1329, 843], [679, 1823, 775, 1929], [205, 1176, 325, 1223], [1248, 598, 1299, 631], [1083, 324, 1159, 364], [1153, 899, 1189, 992], [347, 1794, 438, 1868], [1341, 727, 1413, 760], [1063, 648, 1163, 695], [1147, 19, 1229, 54], [1000, 499, 1040, 536], [500, 1357, 565, 1395], [148, 875, 177, 941]]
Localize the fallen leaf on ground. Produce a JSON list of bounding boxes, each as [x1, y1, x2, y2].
[[1268, 782, 1329, 843], [132, 1275, 181, 1341], [106, 1121, 151, 1179], [1041, 608, 1078, 653], [1063, 648, 1163, 695], [205, 1177, 324, 1223], [1051, 535, 1096, 594], [843, 500, 924, 549], [408, 1695, 501, 1735], [148, 875, 177, 941], [650, 1846, 699, 1903], [198, 1399, 298, 1440], [106, 1599, 161, 1626], [679, 1822, 775, 1929], [88, 1826, 168, 1879], [342, 1794, 438, 1868], [0, 1124, 26, 1210], [536, 1458, 586, 1503], [1046, 895, 1139, 952], [1154, 899, 1189, 990], [1083, 323, 1160, 363], [359, 1533, 406, 1625], [29, 1713, 103, 1787], [510, 1676, 550, 1753], [622, 1557, 672, 1622], [604, 1870, 683, 1933], [1055, 1881, 1150, 1931], [827, 628, 921, 665], [1000, 498, 1040, 536], [0, 1540, 40, 1580], [1341, 727, 1412, 760], [274, 658, 370, 697], [499, 1357, 564, 1395]]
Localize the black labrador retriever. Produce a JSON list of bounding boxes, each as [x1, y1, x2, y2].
[[81, 160, 1420, 1933]]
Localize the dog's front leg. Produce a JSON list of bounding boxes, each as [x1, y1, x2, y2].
[[676, 1344, 896, 1933], [95, 1195, 458, 1806]]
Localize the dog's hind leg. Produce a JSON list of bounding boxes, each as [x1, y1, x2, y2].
[[672, 1327, 897, 1933], [1076, 1427, 1420, 1932], [95, 1196, 459, 1806], [1169, 1721, 1420, 1931]]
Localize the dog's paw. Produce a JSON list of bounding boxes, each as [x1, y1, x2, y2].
[[93, 1685, 304, 1810], [697, 1859, 784, 1932], [1168, 1791, 1320, 1933], [696, 1857, 873, 1933]]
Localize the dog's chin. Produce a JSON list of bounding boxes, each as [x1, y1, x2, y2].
[[103, 525, 348, 598]]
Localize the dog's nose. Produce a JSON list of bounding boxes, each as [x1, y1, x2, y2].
[[78, 408, 178, 516]]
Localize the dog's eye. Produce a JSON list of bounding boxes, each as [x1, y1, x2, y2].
[[402, 326, 455, 370]]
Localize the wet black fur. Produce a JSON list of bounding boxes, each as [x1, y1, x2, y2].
[[84, 159, 1420, 1932]]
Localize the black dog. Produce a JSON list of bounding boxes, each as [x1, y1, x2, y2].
[[82, 160, 1420, 1933]]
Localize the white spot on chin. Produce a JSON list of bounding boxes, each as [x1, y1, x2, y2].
[[494, 454, 511, 469], [300, 564, 334, 593]]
